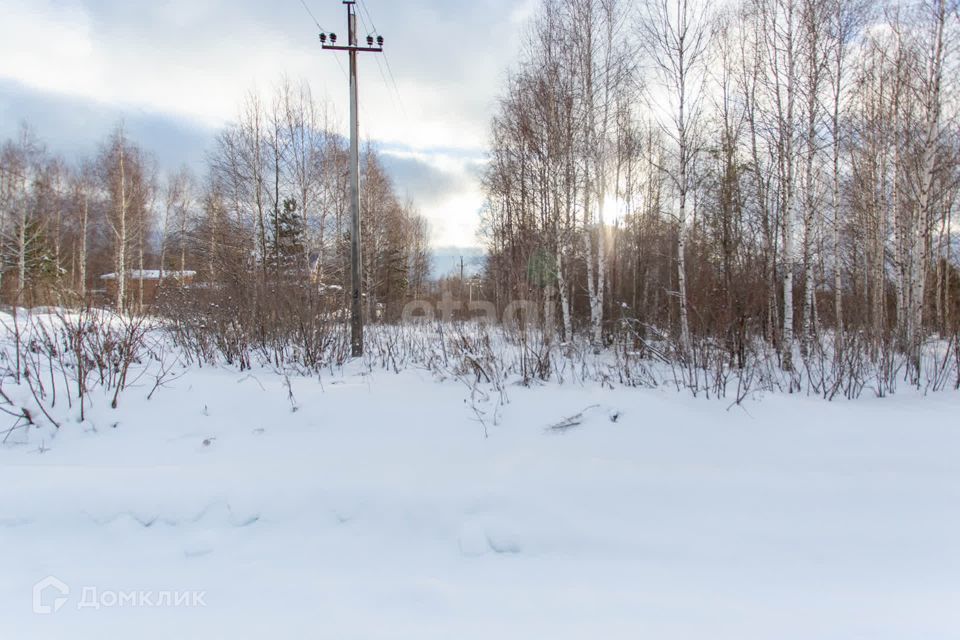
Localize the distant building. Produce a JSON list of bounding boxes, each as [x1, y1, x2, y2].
[[100, 270, 196, 306]]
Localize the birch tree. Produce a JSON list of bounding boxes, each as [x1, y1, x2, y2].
[[640, 0, 711, 353], [70, 161, 96, 299], [99, 124, 151, 314], [905, 0, 952, 372]]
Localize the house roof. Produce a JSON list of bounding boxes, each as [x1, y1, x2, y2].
[[100, 270, 197, 281]]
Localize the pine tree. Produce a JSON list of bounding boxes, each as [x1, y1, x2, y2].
[[2, 217, 58, 290], [271, 197, 306, 276]]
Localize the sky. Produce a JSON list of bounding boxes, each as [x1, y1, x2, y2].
[[0, 0, 540, 247]]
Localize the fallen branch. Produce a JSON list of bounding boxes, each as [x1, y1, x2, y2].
[[546, 404, 600, 432]]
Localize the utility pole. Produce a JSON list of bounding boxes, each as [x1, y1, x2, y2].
[[320, 1, 383, 357]]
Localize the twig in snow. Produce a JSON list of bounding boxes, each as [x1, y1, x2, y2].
[[237, 374, 266, 391], [283, 374, 299, 412], [546, 404, 601, 432]]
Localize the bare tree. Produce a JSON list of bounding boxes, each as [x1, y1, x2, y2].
[[640, 0, 711, 354]]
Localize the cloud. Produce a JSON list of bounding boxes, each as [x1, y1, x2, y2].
[[0, 0, 519, 245], [0, 1, 95, 86], [0, 78, 215, 173], [378, 145, 487, 247], [0, 80, 487, 246], [379, 153, 463, 206], [0, 80, 486, 245], [0, 0, 521, 144], [380, 146, 484, 199]]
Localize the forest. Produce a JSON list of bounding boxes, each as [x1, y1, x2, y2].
[[482, 0, 960, 385], [0, 79, 430, 334], [2, 0, 959, 395]]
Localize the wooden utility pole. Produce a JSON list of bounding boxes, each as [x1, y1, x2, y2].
[[321, 1, 383, 357]]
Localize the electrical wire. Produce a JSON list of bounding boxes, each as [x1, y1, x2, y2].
[[355, 6, 404, 117], [298, 0, 327, 33], [298, 0, 382, 139], [357, 0, 408, 119], [298, 0, 350, 86]]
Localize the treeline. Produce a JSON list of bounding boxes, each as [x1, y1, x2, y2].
[[482, 0, 960, 375], [0, 79, 430, 322]]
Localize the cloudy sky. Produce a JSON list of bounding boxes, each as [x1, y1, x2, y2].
[[0, 0, 539, 247]]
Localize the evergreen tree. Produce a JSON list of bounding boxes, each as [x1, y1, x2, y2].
[[271, 197, 306, 275]]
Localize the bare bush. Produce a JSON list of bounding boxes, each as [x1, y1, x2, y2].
[[0, 306, 168, 445]]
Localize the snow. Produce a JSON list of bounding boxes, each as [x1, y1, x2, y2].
[[99, 270, 196, 281], [1, 319, 959, 638]]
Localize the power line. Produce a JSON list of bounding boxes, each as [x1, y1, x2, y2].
[[302, 0, 376, 125], [358, 0, 408, 119], [357, 0, 379, 33], [379, 50, 408, 119], [355, 5, 403, 116], [298, 0, 327, 33], [298, 0, 345, 81], [299, 0, 372, 125], [332, 53, 349, 84]]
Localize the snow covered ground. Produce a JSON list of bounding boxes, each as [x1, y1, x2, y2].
[[1, 322, 959, 638]]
